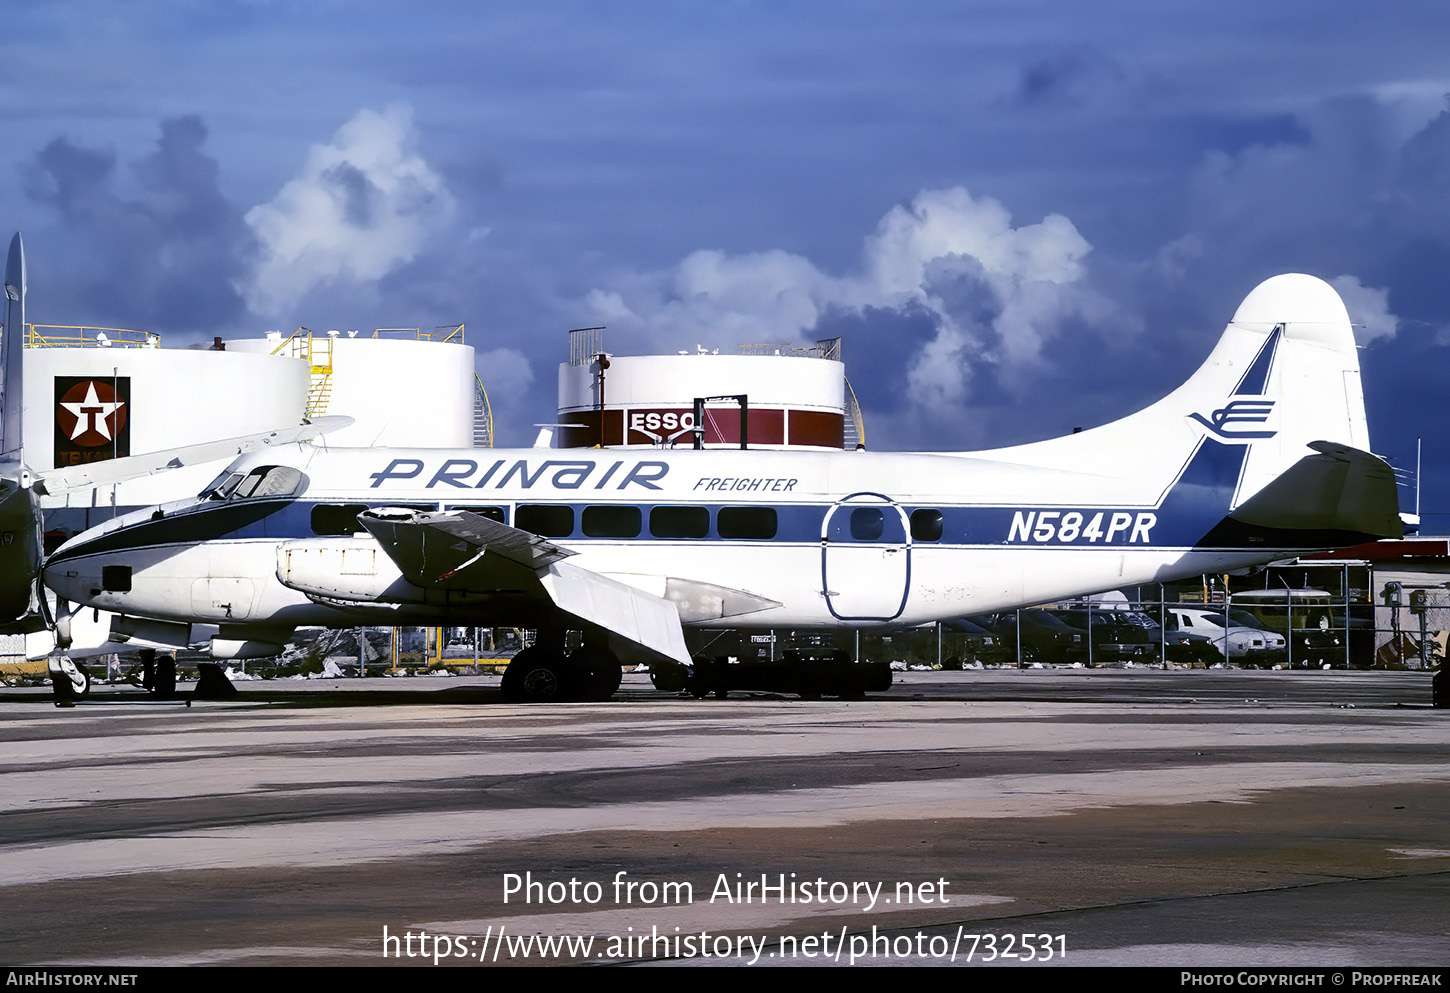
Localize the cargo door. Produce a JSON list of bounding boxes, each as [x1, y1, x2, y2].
[[821, 494, 909, 621]]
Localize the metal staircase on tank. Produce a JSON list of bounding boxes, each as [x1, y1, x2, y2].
[[269, 328, 335, 419], [843, 378, 866, 450], [305, 332, 334, 418], [474, 374, 494, 447]]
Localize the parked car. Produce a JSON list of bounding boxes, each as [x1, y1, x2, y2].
[[939, 618, 994, 669], [1115, 607, 1221, 665], [1050, 609, 1159, 663], [1164, 606, 1275, 662], [968, 610, 1085, 663]]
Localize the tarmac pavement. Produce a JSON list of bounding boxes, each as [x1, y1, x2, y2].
[[0, 667, 1445, 968]]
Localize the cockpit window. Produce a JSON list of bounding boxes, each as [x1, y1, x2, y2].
[[200, 470, 244, 501], [214, 465, 305, 501]]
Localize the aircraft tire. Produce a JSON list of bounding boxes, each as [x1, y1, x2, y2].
[[50, 658, 90, 702], [648, 663, 688, 693], [568, 646, 621, 701], [501, 648, 569, 703], [684, 657, 719, 699], [155, 655, 177, 699]]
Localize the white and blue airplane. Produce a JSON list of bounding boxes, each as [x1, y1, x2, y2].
[[42, 273, 1403, 700]]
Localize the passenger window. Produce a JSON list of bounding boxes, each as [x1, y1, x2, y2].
[[717, 506, 777, 539], [910, 508, 943, 542], [312, 504, 369, 535], [516, 505, 574, 537], [582, 505, 642, 538], [452, 505, 507, 523], [850, 507, 884, 541], [650, 506, 709, 539]]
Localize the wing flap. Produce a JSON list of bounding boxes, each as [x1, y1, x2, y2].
[[359, 509, 690, 665], [541, 562, 690, 665]]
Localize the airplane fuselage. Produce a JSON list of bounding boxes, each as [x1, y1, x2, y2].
[[43, 440, 1336, 645]]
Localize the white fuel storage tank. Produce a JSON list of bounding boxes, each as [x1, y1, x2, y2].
[[27, 325, 487, 546], [224, 328, 479, 448], [557, 334, 862, 450], [24, 329, 309, 533]]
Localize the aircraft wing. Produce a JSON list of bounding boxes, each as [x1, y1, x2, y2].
[[33, 416, 353, 496], [358, 509, 692, 666]]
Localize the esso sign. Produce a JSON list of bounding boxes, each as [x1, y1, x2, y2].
[[628, 410, 696, 435]]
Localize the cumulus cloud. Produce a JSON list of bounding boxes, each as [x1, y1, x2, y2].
[[1330, 275, 1399, 345], [239, 104, 455, 317], [1146, 89, 1450, 358], [23, 116, 254, 329], [584, 187, 1109, 445], [475, 346, 535, 425]]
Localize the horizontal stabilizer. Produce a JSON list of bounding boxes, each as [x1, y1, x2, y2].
[[35, 416, 354, 496], [1224, 441, 1401, 541]]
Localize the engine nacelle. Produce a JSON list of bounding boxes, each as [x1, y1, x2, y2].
[[210, 638, 285, 660], [108, 615, 192, 651], [277, 537, 406, 602]]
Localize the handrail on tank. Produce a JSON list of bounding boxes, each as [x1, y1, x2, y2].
[[474, 374, 494, 448], [844, 377, 866, 449], [268, 328, 303, 356], [22, 325, 158, 349], [366, 325, 466, 343], [569, 327, 606, 366], [739, 336, 842, 360]]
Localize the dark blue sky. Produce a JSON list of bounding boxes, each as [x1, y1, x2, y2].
[[4, 1, 1447, 527]]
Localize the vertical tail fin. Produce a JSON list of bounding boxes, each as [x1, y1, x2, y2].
[[2, 232, 25, 460], [985, 273, 1370, 512], [1223, 273, 1368, 506]]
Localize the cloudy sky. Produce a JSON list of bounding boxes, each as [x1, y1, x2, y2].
[[4, 1, 1448, 527]]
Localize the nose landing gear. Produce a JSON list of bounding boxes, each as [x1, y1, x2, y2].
[[47, 655, 89, 707]]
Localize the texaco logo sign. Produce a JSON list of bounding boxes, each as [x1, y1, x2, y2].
[[54, 376, 130, 466]]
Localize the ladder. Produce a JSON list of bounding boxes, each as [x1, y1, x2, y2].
[[843, 378, 866, 450]]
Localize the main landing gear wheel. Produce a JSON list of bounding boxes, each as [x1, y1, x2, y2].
[[144, 653, 177, 699], [567, 645, 622, 701], [501, 647, 569, 703], [49, 656, 90, 706], [648, 663, 688, 693], [160, 655, 177, 698]]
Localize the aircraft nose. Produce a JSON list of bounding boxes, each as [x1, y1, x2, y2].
[[43, 556, 95, 603]]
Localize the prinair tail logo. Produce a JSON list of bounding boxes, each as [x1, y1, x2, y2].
[[54, 376, 130, 466], [1189, 398, 1276, 442]]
